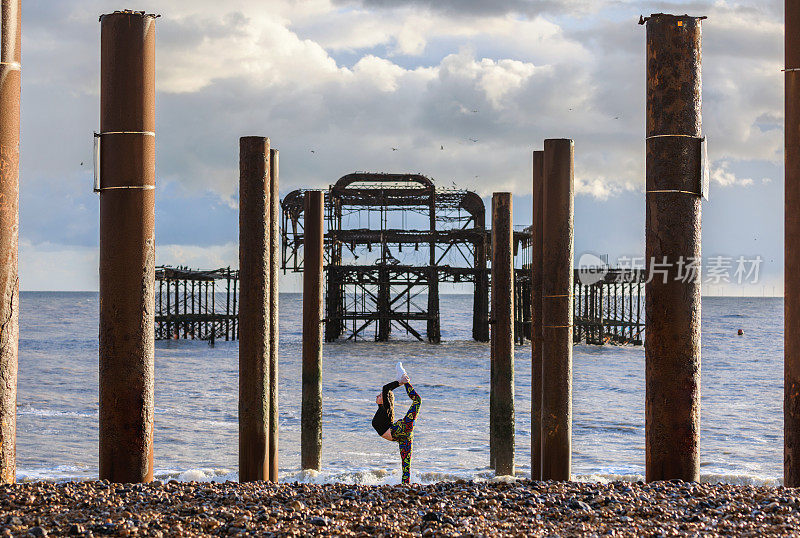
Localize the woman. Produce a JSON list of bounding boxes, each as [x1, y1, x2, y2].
[[372, 362, 422, 484]]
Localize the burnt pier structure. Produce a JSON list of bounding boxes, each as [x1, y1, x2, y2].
[[282, 173, 493, 343], [282, 173, 645, 345], [155, 266, 240, 342]]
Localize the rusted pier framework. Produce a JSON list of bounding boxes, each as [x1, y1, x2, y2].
[[643, 13, 705, 483], [573, 270, 646, 345], [0, 0, 21, 484], [518, 267, 646, 346], [284, 173, 645, 344], [282, 174, 494, 343], [786, 0, 800, 487], [155, 266, 239, 342]]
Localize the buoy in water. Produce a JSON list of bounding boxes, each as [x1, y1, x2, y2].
[[738, 329, 744, 336]]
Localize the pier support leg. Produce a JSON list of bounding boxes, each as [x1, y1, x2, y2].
[[786, 0, 800, 487], [302, 191, 324, 471], [490, 193, 515, 477], [427, 191, 441, 343], [472, 206, 489, 342], [541, 139, 574, 482], [98, 11, 157, 483], [531, 150, 545, 481], [268, 149, 280, 482], [239, 136, 272, 482], [644, 14, 704, 483], [0, 0, 20, 484]]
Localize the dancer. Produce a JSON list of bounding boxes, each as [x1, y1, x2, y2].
[[372, 362, 422, 484]]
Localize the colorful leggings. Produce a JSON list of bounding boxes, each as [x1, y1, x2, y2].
[[390, 384, 421, 484]]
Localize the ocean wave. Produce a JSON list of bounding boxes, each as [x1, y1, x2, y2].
[[13, 466, 785, 488], [17, 406, 96, 419]]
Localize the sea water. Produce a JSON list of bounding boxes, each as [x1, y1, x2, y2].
[[16, 293, 782, 486]]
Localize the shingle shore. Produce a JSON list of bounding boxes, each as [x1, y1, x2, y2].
[[0, 479, 798, 536]]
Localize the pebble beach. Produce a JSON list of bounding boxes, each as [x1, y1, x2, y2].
[[0, 479, 798, 537]]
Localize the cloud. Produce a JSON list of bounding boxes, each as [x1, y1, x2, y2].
[[711, 161, 755, 187], [14, 0, 787, 288], [331, 0, 600, 18]]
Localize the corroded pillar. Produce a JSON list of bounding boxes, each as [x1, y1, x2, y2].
[[0, 0, 20, 484], [643, 13, 704, 482], [786, 0, 800, 487], [301, 191, 324, 471], [531, 150, 544, 480], [490, 193, 515, 476], [541, 139, 574, 482], [239, 136, 271, 482], [98, 10, 157, 483]]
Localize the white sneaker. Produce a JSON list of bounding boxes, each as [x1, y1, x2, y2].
[[396, 362, 408, 383]]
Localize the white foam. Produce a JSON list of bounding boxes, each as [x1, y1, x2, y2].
[[17, 406, 96, 418], [11, 466, 785, 488]]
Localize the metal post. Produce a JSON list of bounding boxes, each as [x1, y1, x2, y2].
[[787, 0, 800, 486], [541, 138, 574, 481], [183, 280, 188, 338], [0, 0, 20, 484], [238, 136, 271, 482], [98, 10, 157, 483], [473, 206, 489, 342], [268, 149, 280, 481], [427, 190, 441, 343], [490, 193, 515, 476], [174, 278, 179, 337], [531, 150, 544, 480], [643, 13, 704, 482], [226, 269, 231, 341], [301, 191, 324, 471]]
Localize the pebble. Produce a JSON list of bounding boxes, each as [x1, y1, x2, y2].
[[0, 479, 795, 536]]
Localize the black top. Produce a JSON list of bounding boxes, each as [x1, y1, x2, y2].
[[372, 381, 400, 436]]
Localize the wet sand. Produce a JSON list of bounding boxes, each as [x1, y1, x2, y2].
[[0, 479, 798, 536]]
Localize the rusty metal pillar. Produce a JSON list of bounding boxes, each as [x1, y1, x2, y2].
[[268, 149, 280, 481], [490, 193, 515, 476], [98, 10, 157, 483], [427, 192, 441, 344], [531, 150, 545, 480], [0, 0, 20, 484], [472, 203, 489, 342], [643, 13, 704, 483], [239, 136, 271, 482], [301, 191, 324, 471], [541, 139, 574, 481], [787, 0, 800, 487]]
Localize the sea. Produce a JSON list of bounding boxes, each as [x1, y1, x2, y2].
[[17, 292, 783, 486]]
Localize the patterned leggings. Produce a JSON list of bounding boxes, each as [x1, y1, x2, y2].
[[390, 384, 421, 484]]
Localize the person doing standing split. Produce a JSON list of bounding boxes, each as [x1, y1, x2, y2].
[[372, 362, 421, 484]]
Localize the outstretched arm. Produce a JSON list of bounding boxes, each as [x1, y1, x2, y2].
[[382, 381, 400, 407]]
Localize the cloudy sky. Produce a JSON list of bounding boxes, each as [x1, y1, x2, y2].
[[18, 0, 784, 293]]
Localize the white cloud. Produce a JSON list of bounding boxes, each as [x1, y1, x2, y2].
[[15, 0, 788, 288], [157, 242, 238, 269], [711, 161, 755, 187]]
